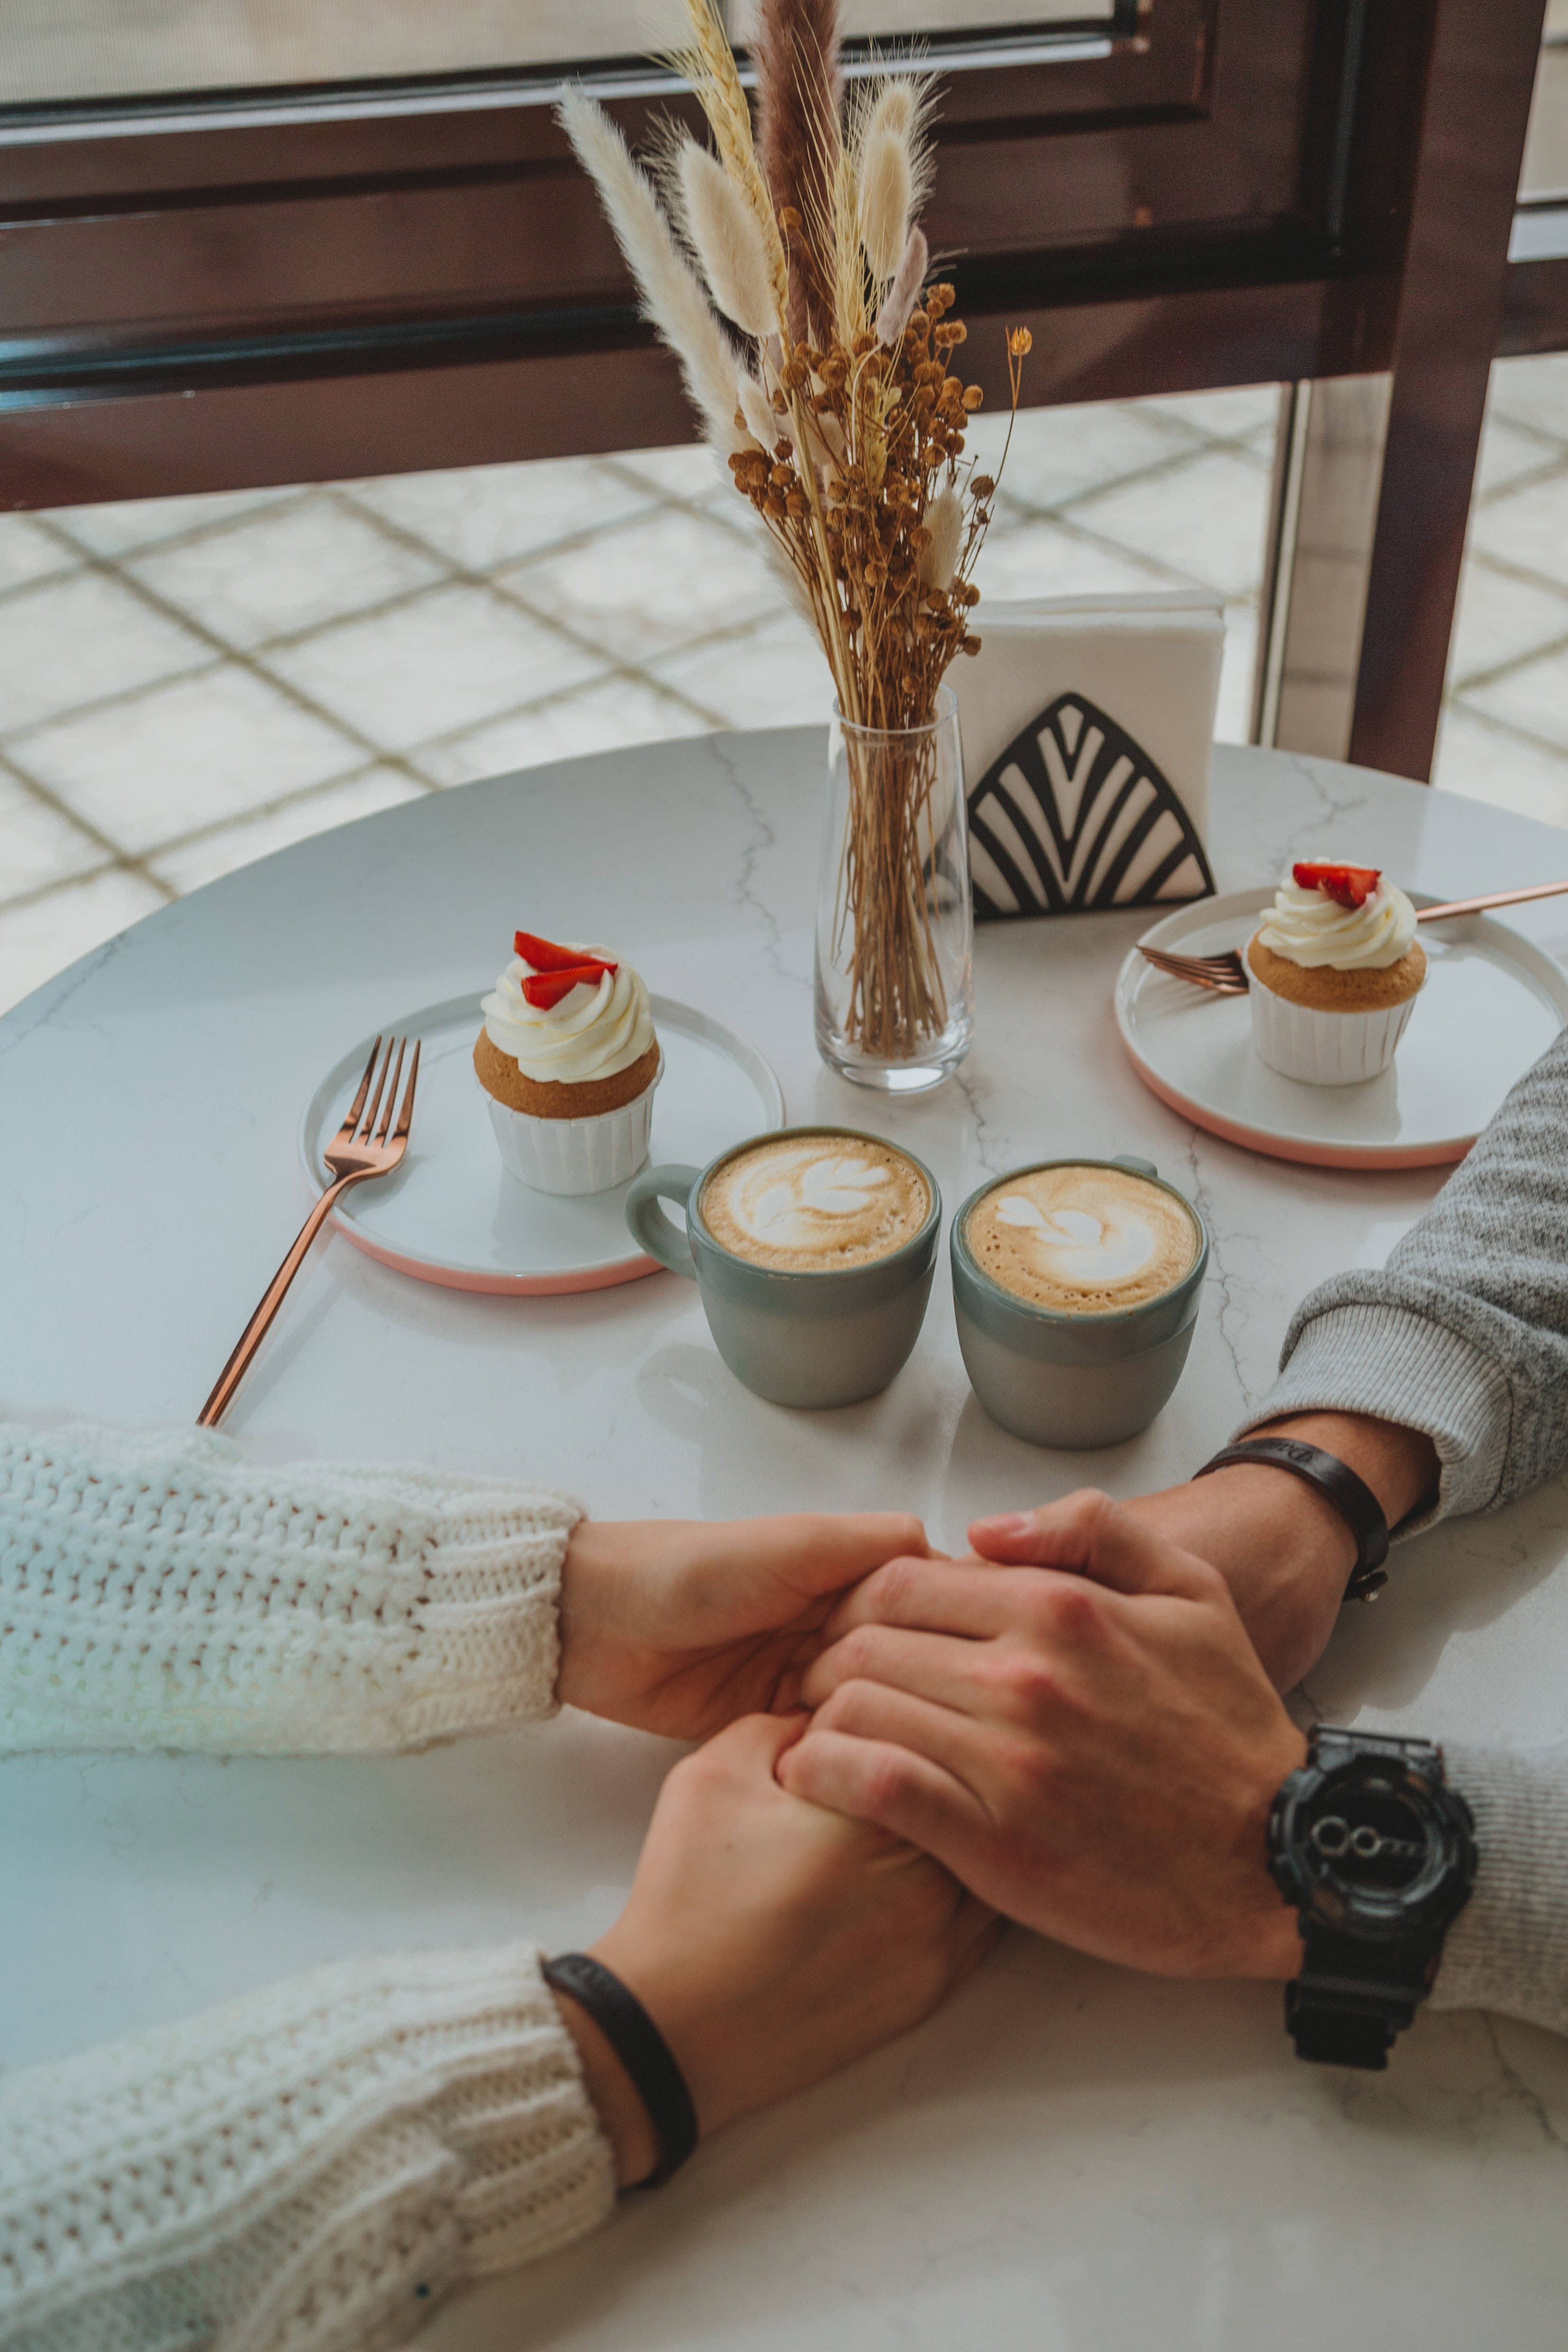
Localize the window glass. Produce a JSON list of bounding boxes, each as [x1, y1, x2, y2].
[[0, 1, 1116, 110], [1519, 0, 1568, 201]]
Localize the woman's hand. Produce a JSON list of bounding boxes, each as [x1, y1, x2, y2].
[[557, 1712, 997, 2184], [556, 1512, 929, 1739], [778, 1492, 1307, 1983]]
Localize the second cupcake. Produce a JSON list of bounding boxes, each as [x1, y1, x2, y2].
[[475, 928, 661, 1193], [1247, 860, 1425, 1085]]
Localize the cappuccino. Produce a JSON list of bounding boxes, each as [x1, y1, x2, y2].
[[701, 1133, 930, 1273], [966, 1162, 1197, 1315]]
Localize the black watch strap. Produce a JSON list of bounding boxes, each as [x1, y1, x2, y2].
[[1271, 1729, 1468, 2072], [1194, 1435, 1391, 1600], [542, 1952, 699, 2187]]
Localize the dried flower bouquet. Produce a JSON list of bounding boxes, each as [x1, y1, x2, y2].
[[561, 0, 1028, 1062]]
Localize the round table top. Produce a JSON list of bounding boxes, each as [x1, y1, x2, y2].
[[5, 734, 1568, 2351]]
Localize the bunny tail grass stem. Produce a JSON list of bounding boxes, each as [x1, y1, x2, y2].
[[876, 223, 928, 346], [676, 139, 777, 338], [558, 89, 743, 451], [677, 0, 791, 334]]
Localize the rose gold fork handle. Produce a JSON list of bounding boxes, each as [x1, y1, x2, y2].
[[196, 1171, 372, 1428], [1417, 879, 1568, 923]]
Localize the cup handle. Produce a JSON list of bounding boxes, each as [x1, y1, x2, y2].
[[1113, 1154, 1159, 1179], [625, 1163, 702, 1278]]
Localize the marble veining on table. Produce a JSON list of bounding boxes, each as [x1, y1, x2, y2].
[[2, 732, 1567, 2351]]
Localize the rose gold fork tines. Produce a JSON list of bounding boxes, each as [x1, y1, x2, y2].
[[1139, 877, 1568, 996], [197, 1034, 420, 1428]]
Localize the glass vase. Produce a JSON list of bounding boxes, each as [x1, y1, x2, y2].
[[814, 686, 974, 1093]]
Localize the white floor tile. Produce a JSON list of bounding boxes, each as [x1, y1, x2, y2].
[[1485, 351, 1568, 444], [1130, 385, 1281, 440], [1447, 556, 1568, 686], [0, 866, 165, 1017], [347, 458, 657, 574], [1068, 448, 1274, 598], [1473, 417, 1564, 502], [0, 771, 107, 899], [127, 497, 444, 651], [1468, 466, 1568, 589], [601, 445, 731, 503], [652, 612, 835, 732], [0, 517, 79, 595], [46, 485, 297, 558], [0, 571, 211, 736], [146, 767, 427, 894], [503, 507, 781, 663], [1462, 641, 1568, 752], [1434, 704, 1568, 829], [971, 515, 1169, 601], [414, 679, 710, 788], [262, 585, 602, 750], [967, 401, 1184, 514], [18, 665, 366, 855]]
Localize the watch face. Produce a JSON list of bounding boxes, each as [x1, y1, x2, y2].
[[1274, 1753, 1475, 1939]]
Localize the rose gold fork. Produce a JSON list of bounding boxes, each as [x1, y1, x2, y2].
[[197, 1034, 421, 1428], [1139, 878, 1568, 995]]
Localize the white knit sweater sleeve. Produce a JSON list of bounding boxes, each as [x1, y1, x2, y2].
[[0, 1422, 581, 1755], [0, 1942, 617, 2352]]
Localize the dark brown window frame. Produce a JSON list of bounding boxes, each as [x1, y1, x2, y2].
[[0, 0, 1552, 784]]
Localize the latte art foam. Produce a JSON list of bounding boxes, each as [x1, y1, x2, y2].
[[966, 1164, 1197, 1314], [702, 1135, 930, 1272]]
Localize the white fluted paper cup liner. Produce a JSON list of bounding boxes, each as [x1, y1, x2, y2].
[[484, 1059, 662, 1194], [1249, 972, 1419, 1086]]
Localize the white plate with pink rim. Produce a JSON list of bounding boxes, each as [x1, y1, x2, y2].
[[1114, 888, 1568, 1170], [298, 992, 785, 1294]]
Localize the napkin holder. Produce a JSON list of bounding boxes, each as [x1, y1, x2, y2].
[[950, 591, 1223, 920]]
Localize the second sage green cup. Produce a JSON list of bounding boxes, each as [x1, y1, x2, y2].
[[625, 1127, 941, 1409], [951, 1154, 1208, 1447]]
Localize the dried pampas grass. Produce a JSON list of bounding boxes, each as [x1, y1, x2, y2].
[[753, 0, 843, 342]]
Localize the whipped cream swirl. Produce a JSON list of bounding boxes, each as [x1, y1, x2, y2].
[[1257, 876, 1417, 970], [482, 943, 654, 1084]]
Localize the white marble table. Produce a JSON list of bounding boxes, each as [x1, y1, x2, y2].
[[4, 735, 1568, 2351]]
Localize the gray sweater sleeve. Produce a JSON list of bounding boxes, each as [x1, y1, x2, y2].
[[1430, 1744, 1568, 2039], [1240, 1024, 1568, 1527], [1235, 1033, 1568, 2043]]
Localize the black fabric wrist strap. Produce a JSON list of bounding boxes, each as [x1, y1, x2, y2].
[[542, 1952, 699, 2188], [1193, 1436, 1391, 1601]]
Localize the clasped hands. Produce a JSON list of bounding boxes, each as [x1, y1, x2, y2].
[[550, 1468, 1356, 2186]]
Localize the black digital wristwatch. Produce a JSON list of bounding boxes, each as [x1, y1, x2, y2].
[[1267, 1728, 1477, 2070]]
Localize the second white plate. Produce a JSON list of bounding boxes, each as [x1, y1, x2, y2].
[[1115, 890, 1568, 1168], [299, 992, 785, 1292]]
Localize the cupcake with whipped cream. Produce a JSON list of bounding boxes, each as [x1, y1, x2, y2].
[[474, 929, 661, 1193], [1247, 860, 1426, 1086]]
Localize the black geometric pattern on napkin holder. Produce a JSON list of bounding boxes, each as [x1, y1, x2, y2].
[[967, 691, 1215, 922]]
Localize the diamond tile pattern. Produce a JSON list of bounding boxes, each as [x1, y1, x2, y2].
[[0, 362, 1563, 1016]]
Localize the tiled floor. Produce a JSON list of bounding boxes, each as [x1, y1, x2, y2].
[[0, 357, 1564, 1016]]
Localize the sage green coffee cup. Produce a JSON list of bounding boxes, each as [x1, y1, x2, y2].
[[626, 1127, 941, 1409], [951, 1155, 1208, 1448]]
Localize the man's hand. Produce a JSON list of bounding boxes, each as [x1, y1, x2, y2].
[[1108, 1411, 1438, 1689], [559, 1713, 998, 2183], [777, 1491, 1307, 1980], [556, 1512, 929, 1740]]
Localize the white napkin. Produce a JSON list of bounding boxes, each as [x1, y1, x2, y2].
[[949, 590, 1224, 919]]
